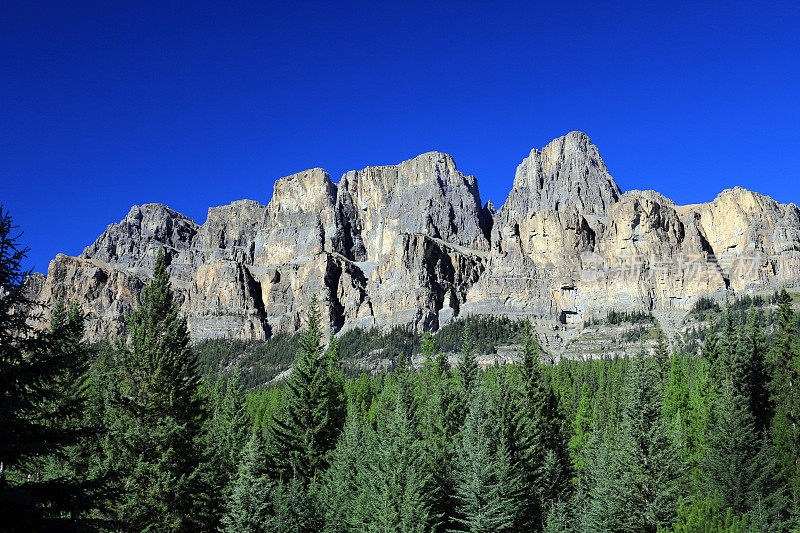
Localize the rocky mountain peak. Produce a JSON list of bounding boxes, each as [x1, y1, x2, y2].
[[505, 131, 621, 216], [336, 151, 488, 262], [30, 132, 800, 355], [81, 203, 199, 268], [268, 168, 337, 215]]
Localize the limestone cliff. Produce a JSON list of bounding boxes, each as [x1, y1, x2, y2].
[[30, 132, 800, 355]]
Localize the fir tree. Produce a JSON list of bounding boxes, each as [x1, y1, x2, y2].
[[0, 207, 105, 530], [454, 384, 514, 532], [521, 320, 573, 526], [367, 389, 431, 532], [456, 320, 479, 397], [704, 378, 793, 530], [320, 411, 373, 532], [768, 288, 800, 506], [207, 366, 251, 528], [102, 248, 211, 531], [37, 298, 113, 526], [741, 308, 771, 434], [589, 354, 687, 532], [222, 431, 274, 532], [267, 297, 345, 485]]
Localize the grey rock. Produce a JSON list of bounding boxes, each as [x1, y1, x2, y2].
[[28, 132, 800, 357]]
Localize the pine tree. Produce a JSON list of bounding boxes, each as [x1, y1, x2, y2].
[[520, 320, 573, 527], [456, 319, 479, 397], [0, 207, 105, 530], [654, 327, 670, 380], [704, 378, 793, 531], [454, 384, 514, 532], [568, 384, 593, 478], [768, 288, 800, 506], [222, 431, 274, 532], [37, 298, 114, 526], [267, 297, 345, 485], [668, 493, 749, 532], [367, 389, 431, 532], [421, 357, 461, 532], [320, 411, 373, 531], [207, 366, 251, 528], [589, 354, 687, 532], [685, 353, 716, 464], [103, 248, 211, 531]]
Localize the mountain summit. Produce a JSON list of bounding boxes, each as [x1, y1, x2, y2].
[[29, 132, 800, 354]]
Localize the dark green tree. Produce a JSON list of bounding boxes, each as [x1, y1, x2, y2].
[[207, 366, 251, 527], [367, 388, 431, 532], [588, 354, 687, 532], [768, 288, 800, 506], [521, 320, 573, 527], [320, 411, 373, 531], [267, 297, 346, 485], [703, 378, 793, 531], [102, 248, 211, 531], [456, 320, 479, 397], [454, 384, 514, 532], [0, 207, 105, 531], [222, 431, 274, 532]]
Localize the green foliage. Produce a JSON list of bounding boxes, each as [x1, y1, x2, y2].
[[196, 333, 300, 388], [454, 384, 514, 532], [367, 388, 431, 532], [100, 248, 211, 531], [665, 493, 748, 533], [221, 432, 273, 532], [0, 207, 107, 530], [586, 354, 688, 533], [266, 297, 346, 484], [584, 309, 655, 327]]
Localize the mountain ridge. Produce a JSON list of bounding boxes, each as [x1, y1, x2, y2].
[[29, 132, 800, 356]]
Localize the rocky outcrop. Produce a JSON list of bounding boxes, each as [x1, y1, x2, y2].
[[30, 132, 800, 355]]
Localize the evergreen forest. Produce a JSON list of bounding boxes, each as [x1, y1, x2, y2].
[[3, 205, 800, 532]]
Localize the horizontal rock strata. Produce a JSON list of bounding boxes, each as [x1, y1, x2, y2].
[[29, 131, 800, 354]]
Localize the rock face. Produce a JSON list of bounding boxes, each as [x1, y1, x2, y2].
[[31, 132, 800, 354]]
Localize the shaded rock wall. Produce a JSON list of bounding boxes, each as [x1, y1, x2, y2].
[[31, 132, 800, 354]]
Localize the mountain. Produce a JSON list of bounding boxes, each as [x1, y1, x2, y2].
[[28, 131, 800, 355]]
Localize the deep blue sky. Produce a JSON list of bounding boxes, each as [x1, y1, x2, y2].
[[3, 1, 800, 273]]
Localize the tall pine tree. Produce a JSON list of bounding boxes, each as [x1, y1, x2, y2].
[[0, 207, 104, 531], [102, 248, 211, 531], [267, 297, 345, 485]]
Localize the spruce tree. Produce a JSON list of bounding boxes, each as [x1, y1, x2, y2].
[[222, 431, 274, 532], [207, 366, 251, 528], [320, 411, 373, 531], [37, 298, 113, 526], [741, 308, 771, 434], [454, 384, 514, 532], [704, 378, 793, 530], [367, 388, 431, 532], [0, 207, 104, 530], [456, 319, 479, 397], [103, 248, 211, 531], [521, 320, 573, 526], [654, 327, 670, 380], [421, 356, 461, 532], [267, 297, 345, 484], [768, 288, 800, 506], [590, 354, 687, 532]]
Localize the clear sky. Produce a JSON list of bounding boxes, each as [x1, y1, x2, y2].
[[3, 1, 800, 273]]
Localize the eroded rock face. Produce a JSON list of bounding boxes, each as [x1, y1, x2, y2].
[[29, 132, 800, 355]]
